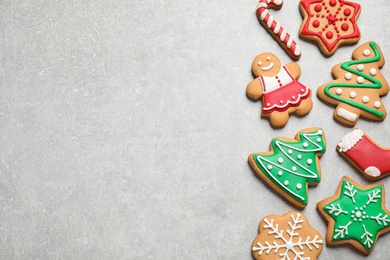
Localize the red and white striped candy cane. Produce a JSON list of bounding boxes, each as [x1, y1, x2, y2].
[[256, 0, 301, 60]]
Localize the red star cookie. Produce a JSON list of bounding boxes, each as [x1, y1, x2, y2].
[[299, 0, 361, 56]]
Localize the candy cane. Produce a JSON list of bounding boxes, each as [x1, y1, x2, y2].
[[256, 0, 301, 60]]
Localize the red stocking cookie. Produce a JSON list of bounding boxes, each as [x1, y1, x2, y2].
[[299, 0, 361, 56], [337, 129, 390, 180], [257, 0, 302, 60], [246, 53, 312, 128]]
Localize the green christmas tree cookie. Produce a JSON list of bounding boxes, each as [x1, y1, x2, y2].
[[318, 176, 390, 255], [248, 127, 326, 208]]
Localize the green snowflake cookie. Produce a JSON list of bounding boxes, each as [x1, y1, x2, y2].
[[318, 176, 390, 255], [248, 128, 326, 208]]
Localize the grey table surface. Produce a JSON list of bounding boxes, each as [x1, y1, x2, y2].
[[1, 0, 390, 259]]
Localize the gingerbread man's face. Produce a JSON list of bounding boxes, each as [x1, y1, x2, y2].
[[252, 53, 281, 77]]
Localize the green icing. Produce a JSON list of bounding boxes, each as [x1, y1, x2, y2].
[[253, 129, 326, 205], [324, 42, 385, 118], [323, 180, 389, 252]]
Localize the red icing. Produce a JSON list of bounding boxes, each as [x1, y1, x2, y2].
[[300, 0, 361, 54], [326, 31, 333, 39], [344, 135, 390, 178]]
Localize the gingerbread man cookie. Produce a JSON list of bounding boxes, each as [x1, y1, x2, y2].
[[317, 42, 389, 126], [299, 0, 361, 56], [246, 53, 313, 128], [252, 211, 323, 260]]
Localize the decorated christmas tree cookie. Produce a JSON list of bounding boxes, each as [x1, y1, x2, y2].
[[317, 41, 389, 126], [248, 128, 326, 208], [246, 53, 313, 128], [337, 129, 390, 180], [252, 211, 323, 260], [317, 176, 390, 255]]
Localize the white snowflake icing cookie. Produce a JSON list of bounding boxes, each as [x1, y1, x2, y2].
[[317, 176, 390, 255], [252, 211, 323, 260]]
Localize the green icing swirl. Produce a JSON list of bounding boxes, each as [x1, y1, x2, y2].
[[324, 42, 384, 118]]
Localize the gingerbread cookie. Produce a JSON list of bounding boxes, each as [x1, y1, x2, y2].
[[246, 53, 312, 128], [317, 42, 389, 126], [299, 0, 361, 56], [317, 176, 390, 255], [337, 129, 390, 180], [252, 211, 323, 260], [256, 0, 302, 60], [248, 128, 326, 208]]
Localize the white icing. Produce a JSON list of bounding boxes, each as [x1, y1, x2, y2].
[[284, 180, 289, 186], [292, 166, 297, 172], [349, 91, 357, 98], [286, 37, 293, 48], [258, 61, 263, 66], [273, 0, 283, 5], [267, 16, 274, 27], [357, 64, 364, 71], [268, 164, 273, 170], [278, 157, 284, 164], [278, 170, 283, 176], [337, 128, 364, 152], [345, 73, 352, 80], [288, 149, 292, 154], [266, 56, 271, 61], [273, 22, 281, 34], [257, 2, 268, 9], [363, 49, 371, 56], [297, 154, 302, 160], [260, 9, 268, 20], [362, 96, 369, 103], [357, 77, 364, 84], [303, 142, 308, 148], [336, 88, 343, 95], [307, 159, 313, 165], [317, 130, 323, 135], [294, 46, 301, 56], [374, 101, 381, 108], [337, 108, 358, 122], [260, 66, 293, 94], [364, 167, 381, 177], [370, 68, 377, 76], [280, 30, 287, 41], [316, 138, 321, 143], [261, 62, 274, 71]]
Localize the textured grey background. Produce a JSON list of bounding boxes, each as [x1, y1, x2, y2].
[[1, 0, 390, 259]]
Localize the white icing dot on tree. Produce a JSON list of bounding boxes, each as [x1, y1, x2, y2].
[[362, 96, 369, 103], [288, 149, 293, 154], [349, 91, 357, 98], [292, 166, 297, 172], [363, 49, 371, 56], [318, 130, 323, 135], [344, 73, 352, 80], [357, 64, 364, 71], [374, 101, 381, 108], [370, 68, 377, 76], [297, 154, 302, 160], [316, 138, 321, 143], [296, 183, 302, 190], [357, 77, 364, 84], [336, 88, 343, 95], [278, 171, 283, 176], [284, 180, 289, 186], [307, 159, 313, 165], [278, 157, 284, 164], [268, 165, 273, 170], [303, 142, 308, 148]]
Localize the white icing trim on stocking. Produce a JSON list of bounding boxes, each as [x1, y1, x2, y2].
[[338, 129, 364, 152], [337, 108, 358, 122], [364, 166, 381, 177]]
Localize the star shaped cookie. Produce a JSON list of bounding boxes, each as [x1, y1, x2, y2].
[[317, 176, 390, 254], [299, 0, 361, 56]]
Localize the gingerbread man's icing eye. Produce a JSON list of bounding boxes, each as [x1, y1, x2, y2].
[[258, 61, 263, 66], [266, 56, 271, 61]]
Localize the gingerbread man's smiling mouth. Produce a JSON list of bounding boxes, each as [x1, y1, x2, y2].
[[261, 62, 274, 71]]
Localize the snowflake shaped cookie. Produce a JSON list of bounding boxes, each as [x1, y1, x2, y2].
[[299, 0, 361, 56], [317, 176, 390, 254], [252, 211, 323, 260]]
